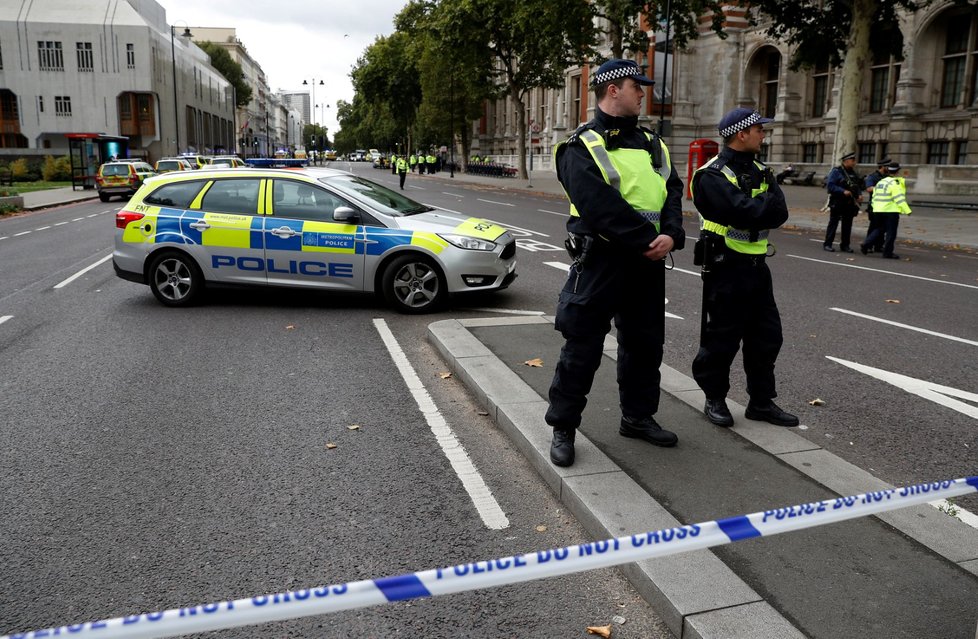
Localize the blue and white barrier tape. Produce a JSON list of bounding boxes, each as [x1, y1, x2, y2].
[[4, 477, 976, 639]]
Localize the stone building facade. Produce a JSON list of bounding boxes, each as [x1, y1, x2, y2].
[[474, 2, 978, 194]]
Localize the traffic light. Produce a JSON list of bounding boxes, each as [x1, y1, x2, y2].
[[311, 135, 316, 146]]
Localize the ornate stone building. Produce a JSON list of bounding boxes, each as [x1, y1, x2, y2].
[[473, 2, 978, 194]]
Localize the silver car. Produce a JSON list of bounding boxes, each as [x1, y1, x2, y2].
[[112, 167, 517, 313]]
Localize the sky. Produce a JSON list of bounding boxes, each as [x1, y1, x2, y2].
[[155, 0, 407, 137]]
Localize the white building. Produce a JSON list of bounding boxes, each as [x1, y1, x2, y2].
[[0, 0, 235, 169]]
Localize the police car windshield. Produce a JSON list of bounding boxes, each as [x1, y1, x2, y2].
[[321, 175, 433, 216]]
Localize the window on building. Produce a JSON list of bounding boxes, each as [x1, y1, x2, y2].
[[802, 143, 818, 163], [941, 18, 972, 107], [927, 140, 950, 164], [126, 43, 135, 69], [571, 75, 582, 128], [38, 41, 64, 71], [954, 140, 968, 164], [761, 50, 780, 118], [54, 95, 72, 117], [38, 96, 44, 113], [811, 61, 829, 117], [0, 40, 4, 70], [857, 143, 877, 164], [76, 42, 93, 72]]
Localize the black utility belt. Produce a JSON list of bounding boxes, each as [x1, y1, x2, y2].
[[717, 250, 766, 266]]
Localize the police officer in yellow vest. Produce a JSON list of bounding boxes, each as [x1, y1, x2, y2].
[[860, 161, 910, 259], [546, 59, 685, 467], [691, 107, 798, 429], [396, 154, 409, 190]]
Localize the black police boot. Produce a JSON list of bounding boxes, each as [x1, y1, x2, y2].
[[619, 416, 678, 447], [823, 245, 835, 252], [549, 428, 576, 467], [704, 398, 734, 427], [859, 244, 869, 255], [882, 253, 900, 259], [840, 246, 854, 253], [745, 400, 799, 427]]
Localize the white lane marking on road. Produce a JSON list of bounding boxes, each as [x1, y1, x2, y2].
[[477, 198, 514, 207], [14, 231, 31, 237], [0, 315, 12, 325], [53, 254, 112, 289], [72, 217, 85, 222], [826, 356, 978, 419], [35, 226, 51, 231], [831, 307, 978, 347], [373, 318, 510, 530], [537, 209, 567, 216], [790, 254, 978, 290], [87, 213, 98, 218], [54, 221, 69, 226], [0, 236, 8, 241], [442, 192, 464, 197], [466, 308, 546, 316]]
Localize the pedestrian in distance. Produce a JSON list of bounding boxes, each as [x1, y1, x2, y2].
[[823, 152, 863, 252], [862, 158, 891, 253], [690, 107, 799, 429], [861, 162, 910, 259], [545, 59, 686, 468], [410, 153, 418, 173], [396, 155, 409, 190]]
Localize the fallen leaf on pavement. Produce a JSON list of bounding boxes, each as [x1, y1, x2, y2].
[[439, 372, 453, 379], [325, 443, 337, 449], [885, 299, 901, 304], [347, 424, 360, 430], [286, 324, 295, 330], [524, 358, 544, 367], [809, 398, 825, 406], [535, 525, 547, 532], [586, 625, 612, 638], [477, 410, 489, 416]]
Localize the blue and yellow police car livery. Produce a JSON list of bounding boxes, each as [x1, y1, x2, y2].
[[113, 167, 517, 313]]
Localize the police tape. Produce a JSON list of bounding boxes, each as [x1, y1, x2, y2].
[[5, 477, 976, 639]]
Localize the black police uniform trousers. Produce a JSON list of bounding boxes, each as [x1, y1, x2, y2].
[[692, 255, 783, 402], [862, 213, 900, 257], [398, 169, 407, 190], [824, 200, 858, 249], [546, 250, 665, 430]]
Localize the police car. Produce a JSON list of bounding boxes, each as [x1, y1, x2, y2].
[[112, 167, 517, 313]]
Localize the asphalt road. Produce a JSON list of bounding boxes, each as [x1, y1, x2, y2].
[[2, 165, 975, 637], [0, 193, 672, 637]]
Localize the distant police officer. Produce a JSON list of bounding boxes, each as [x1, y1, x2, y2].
[[396, 154, 409, 190], [862, 157, 891, 253], [545, 59, 685, 467], [861, 161, 910, 259], [691, 108, 799, 429], [823, 152, 863, 252]]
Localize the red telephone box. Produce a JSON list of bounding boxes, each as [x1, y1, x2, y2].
[[687, 138, 719, 199]]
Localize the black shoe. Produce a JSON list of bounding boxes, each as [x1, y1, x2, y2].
[[823, 245, 835, 252], [859, 244, 869, 255], [549, 428, 576, 467], [840, 246, 854, 253], [704, 398, 734, 427], [619, 416, 678, 447], [745, 401, 799, 427], [882, 254, 900, 259]]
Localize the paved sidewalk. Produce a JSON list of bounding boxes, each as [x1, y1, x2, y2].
[[20, 186, 99, 211]]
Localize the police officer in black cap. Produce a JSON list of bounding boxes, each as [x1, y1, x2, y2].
[[690, 107, 798, 429], [545, 59, 685, 467], [823, 152, 863, 252]]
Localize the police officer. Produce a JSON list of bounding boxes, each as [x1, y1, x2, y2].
[[426, 152, 436, 174], [396, 154, 409, 190], [862, 157, 890, 253], [691, 108, 798, 429], [546, 59, 685, 467], [823, 152, 863, 252], [861, 161, 910, 259]]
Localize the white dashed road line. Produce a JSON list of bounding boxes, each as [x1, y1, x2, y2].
[[373, 318, 509, 530], [790, 254, 978, 290], [537, 209, 567, 216], [0, 315, 12, 325], [53, 254, 112, 289], [14, 231, 31, 237], [477, 198, 514, 207]]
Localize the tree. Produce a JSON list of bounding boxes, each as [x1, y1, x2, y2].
[[747, 0, 913, 163], [197, 41, 253, 108], [433, 0, 598, 179], [592, 0, 729, 60]]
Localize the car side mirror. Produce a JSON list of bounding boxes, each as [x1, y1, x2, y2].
[[334, 206, 359, 223]]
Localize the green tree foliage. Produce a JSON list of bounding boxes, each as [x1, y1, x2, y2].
[[593, 0, 729, 60], [41, 156, 73, 181], [303, 124, 330, 151], [197, 41, 253, 107], [10, 158, 40, 182]]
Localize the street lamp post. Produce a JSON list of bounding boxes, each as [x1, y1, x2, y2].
[[303, 78, 324, 126], [170, 24, 192, 156]]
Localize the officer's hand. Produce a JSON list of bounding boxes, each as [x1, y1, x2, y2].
[[643, 234, 674, 261]]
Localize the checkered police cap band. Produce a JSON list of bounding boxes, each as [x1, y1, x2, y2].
[[718, 111, 764, 137], [590, 64, 641, 87]]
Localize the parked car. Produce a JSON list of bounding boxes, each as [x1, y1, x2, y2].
[[112, 167, 517, 313], [154, 158, 195, 173], [95, 161, 157, 202], [179, 154, 210, 169]]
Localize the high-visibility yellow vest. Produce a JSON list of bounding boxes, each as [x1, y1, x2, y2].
[[396, 157, 408, 172], [554, 128, 671, 232], [692, 156, 771, 255], [871, 176, 911, 215]]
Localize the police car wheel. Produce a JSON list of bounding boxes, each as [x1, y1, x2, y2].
[[98, 193, 110, 202], [381, 254, 446, 314], [148, 251, 202, 307]]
